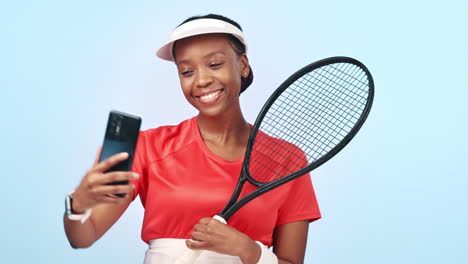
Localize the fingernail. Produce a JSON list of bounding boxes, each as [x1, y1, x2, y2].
[[119, 152, 129, 158], [132, 173, 139, 179]]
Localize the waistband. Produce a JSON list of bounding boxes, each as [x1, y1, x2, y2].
[[148, 238, 187, 250], [145, 238, 242, 264]]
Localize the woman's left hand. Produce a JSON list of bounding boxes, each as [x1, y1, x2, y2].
[[186, 217, 261, 263]]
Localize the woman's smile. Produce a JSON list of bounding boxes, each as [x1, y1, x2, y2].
[[195, 89, 224, 104]]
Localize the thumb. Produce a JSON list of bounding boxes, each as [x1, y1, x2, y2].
[[93, 146, 103, 165]]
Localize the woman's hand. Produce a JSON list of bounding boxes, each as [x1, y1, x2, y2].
[[72, 147, 139, 213], [186, 217, 261, 264]]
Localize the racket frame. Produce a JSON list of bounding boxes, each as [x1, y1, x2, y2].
[[218, 56, 374, 221]]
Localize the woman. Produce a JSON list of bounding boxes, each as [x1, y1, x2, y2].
[[64, 14, 321, 264]]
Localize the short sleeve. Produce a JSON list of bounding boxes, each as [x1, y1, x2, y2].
[[276, 173, 321, 226], [130, 131, 147, 203]]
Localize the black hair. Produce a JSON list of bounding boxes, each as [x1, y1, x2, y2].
[[175, 14, 253, 94]]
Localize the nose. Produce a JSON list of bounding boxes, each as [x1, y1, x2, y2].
[[195, 68, 213, 88]]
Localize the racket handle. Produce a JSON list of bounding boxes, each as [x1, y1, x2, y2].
[[174, 215, 227, 264]]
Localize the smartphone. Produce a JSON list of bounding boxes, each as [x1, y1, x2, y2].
[[99, 110, 141, 196]]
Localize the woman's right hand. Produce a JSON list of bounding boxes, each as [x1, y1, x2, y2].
[[71, 147, 139, 213]]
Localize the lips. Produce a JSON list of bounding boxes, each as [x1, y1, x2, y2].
[[195, 89, 224, 104]]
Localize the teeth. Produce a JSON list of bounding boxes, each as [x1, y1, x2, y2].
[[200, 90, 221, 100]]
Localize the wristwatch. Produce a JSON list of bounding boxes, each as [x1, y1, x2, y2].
[[65, 192, 92, 224]]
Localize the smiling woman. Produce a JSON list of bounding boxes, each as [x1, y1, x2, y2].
[[63, 14, 321, 264], [174, 34, 248, 120]]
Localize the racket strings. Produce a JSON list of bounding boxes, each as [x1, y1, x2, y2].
[[301, 66, 367, 144], [294, 64, 369, 153], [315, 64, 368, 116], [249, 62, 370, 183], [260, 67, 363, 156], [301, 67, 367, 154]]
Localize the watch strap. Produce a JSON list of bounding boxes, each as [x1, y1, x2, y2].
[[65, 192, 92, 224]]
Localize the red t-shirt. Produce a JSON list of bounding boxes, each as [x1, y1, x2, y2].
[[131, 117, 321, 246]]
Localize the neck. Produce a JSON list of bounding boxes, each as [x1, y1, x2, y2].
[[196, 109, 250, 146]]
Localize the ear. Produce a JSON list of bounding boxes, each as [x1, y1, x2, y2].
[[240, 54, 250, 77]]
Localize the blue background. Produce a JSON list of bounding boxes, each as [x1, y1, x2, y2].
[[1, 0, 467, 263]]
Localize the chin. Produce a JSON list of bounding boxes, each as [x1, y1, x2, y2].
[[198, 108, 225, 118]]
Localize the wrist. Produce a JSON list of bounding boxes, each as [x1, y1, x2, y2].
[[239, 237, 261, 264], [254, 241, 278, 264], [65, 191, 92, 224], [70, 191, 87, 214]]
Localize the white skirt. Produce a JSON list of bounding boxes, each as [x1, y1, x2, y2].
[[144, 238, 242, 264]]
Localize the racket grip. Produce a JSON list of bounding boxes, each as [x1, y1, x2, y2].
[[174, 215, 227, 264]]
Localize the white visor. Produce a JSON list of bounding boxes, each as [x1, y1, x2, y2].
[[156, 18, 248, 61]]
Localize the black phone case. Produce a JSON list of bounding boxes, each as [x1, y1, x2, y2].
[[99, 110, 141, 196]]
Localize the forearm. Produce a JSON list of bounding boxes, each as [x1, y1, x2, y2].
[[277, 259, 295, 264], [63, 214, 97, 248]]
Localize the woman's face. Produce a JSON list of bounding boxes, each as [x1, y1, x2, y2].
[[173, 34, 249, 118]]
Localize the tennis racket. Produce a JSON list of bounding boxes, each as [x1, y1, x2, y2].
[[175, 56, 374, 263]]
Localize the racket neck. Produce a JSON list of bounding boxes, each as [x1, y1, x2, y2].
[[221, 181, 270, 220], [219, 169, 248, 221]]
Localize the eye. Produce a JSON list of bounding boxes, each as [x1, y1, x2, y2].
[[209, 62, 223, 69], [180, 70, 193, 76]]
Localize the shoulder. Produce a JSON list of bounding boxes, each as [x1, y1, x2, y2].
[[137, 117, 197, 162]]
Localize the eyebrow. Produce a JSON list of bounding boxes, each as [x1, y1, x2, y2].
[[176, 51, 226, 66]]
